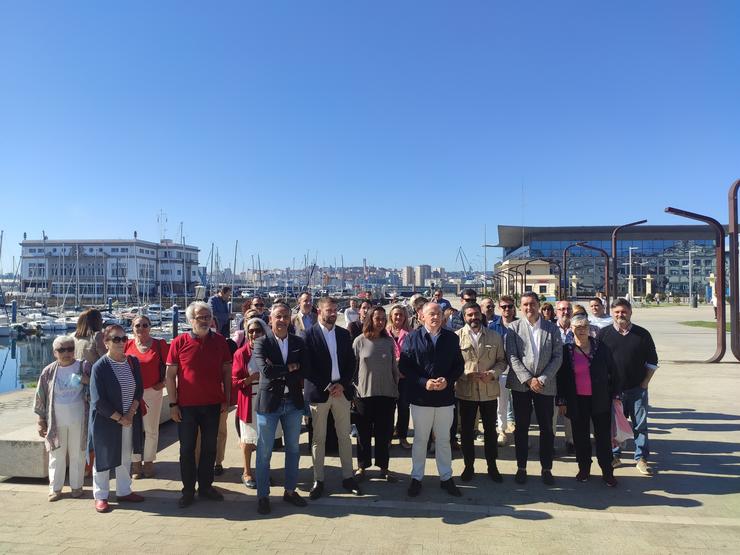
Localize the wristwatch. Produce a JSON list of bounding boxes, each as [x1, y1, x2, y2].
[[169, 402, 179, 408]]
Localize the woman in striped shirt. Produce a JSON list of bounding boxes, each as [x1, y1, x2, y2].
[[89, 324, 145, 513]]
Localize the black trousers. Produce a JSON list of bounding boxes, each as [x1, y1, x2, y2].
[[512, 390, 554, 471], [179, 404, 221, 494], [459, 398, 498, 470], [395, 378, 410, 440], [355, 396, 396, 470], [570, 395, 613, 475]]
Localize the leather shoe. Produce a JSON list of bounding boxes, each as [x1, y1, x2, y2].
[[542, 470, 555, 486], [198, 487, 224, 501], [257, 497, 271, 515], [603, 474, 618, 487], [488, 467, 503, 483], [283, 491, 308, 507], [576, 470, 590, 483], [514, 469, 527, 484], [178, 493, 194, 508], [117, 492, 145, 502], [440, 478, 462, 497], [94, 499, 110, 513], [214, 464, 224, 476], [309, 481, 324, 500], [407, 478, 422, 497], [342, 478, 362, 496], [399, 438, 412, 450], [460, 466, 474, 482]]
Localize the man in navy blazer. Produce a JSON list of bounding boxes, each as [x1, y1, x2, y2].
[[303, 296, 361, 499], [251, 302, 310, 515], [400, 302, 464, 498]]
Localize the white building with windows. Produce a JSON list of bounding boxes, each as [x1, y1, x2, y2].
[[20, 237, 200, 301]]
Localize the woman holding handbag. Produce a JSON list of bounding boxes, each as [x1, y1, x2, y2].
[[556, 314, 619, 487], [125, 315, 169, 478]]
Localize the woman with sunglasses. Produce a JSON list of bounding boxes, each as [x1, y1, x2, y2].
[[124, 315, 169, 479], [232, 317, 271, 488], [89, 325, 145, 513], [34, 335, 91, 501], [556, 314, 619, 487], [540, 302, 557, 322]]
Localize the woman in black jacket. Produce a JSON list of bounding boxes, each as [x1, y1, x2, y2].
[[556, 314, 619, 487]]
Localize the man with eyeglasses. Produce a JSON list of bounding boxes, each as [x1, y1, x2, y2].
[[448, 289, 477, 332], [252, 297, 269, 324], [490, 295, 518, 445], [166, 301, 233, 508]]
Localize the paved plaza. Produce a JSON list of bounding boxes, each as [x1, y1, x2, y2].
[[1, 304, 739, 553]]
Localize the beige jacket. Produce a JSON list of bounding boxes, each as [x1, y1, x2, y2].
[[455, 325, 507, 401]]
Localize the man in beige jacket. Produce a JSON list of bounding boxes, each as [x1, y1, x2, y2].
[[455, 302, 507, 482]]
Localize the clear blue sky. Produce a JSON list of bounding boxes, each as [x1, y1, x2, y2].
[[1, 1, 738, 275]]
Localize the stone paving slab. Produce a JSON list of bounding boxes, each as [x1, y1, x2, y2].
[[0, 305, 738, 552]]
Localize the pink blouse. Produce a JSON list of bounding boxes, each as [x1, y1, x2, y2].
[[573, 349, 592, 396]]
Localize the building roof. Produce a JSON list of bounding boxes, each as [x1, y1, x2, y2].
[[20, 238, 199, 250], [495, 224, 721, 249]]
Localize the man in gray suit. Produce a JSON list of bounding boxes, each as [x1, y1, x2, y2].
[[506, 292, 563, 485]]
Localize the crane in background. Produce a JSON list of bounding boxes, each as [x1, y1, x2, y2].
[[456, 247, 474, 282]]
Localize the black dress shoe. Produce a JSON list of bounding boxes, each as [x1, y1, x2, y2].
[[440, 478, 462, 497], [309, 481, 324, 500], [213, 464, 224, 476], [488, 467, 503, 483], [407, 478, 422, 497], [198, 487, 224, 501], [178, 493, 195, 508], [542, 470, 555, 486], [257, 497, 271, 515], [460, 466, 474, 482], [283, 491, 308, 507], [342, 478, 362, 496], [514, 469, 527, 484]]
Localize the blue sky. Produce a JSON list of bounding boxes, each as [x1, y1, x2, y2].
[[1, 1, 738, 275]]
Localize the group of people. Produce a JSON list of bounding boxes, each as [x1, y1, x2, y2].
[[34, 286, 658, 515]]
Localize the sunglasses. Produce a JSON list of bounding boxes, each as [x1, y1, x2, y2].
[[253, 303, 265, 308], [247, 328, 264, 335], [109, 336, 127, 344], [500, 305, 514, 310], [134, 323, 150, 328], [55, 347, 75, 353]]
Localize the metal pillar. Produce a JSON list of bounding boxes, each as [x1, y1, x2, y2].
[[611, 220, 647, 304], [728, 179, 740, 361], [576, 242, 610, 302], [665, 207, 726, 363]]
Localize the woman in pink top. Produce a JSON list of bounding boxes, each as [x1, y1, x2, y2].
[[387, 304, 411, 449], [556, 314, 619, 487]]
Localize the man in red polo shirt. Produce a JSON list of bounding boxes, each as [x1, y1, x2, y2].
[[166, 301, 232, 508]]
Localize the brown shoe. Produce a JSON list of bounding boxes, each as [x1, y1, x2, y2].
[[143, 461, 155, 478], [131, 461, 143, 480], [399, 438, 412, 450], [48, 491, 62, 502]]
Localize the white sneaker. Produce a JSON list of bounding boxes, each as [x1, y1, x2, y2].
[[497, 432, 508, 446]]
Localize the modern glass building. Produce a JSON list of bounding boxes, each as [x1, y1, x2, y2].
[[496, 225, 718, 297]]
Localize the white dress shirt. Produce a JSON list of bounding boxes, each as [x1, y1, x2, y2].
[[319, 322, 341, 382]]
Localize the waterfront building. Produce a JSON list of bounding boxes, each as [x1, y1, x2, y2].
[[20, 237, 200, 302], [414, 265, 431, 288], [402, 266, 415, 287], [495, 225, 717, 298]]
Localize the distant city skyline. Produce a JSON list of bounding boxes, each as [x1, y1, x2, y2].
[[1, 2, 738, 274]]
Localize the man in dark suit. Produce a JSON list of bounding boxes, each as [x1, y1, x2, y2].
[[251, 302, 310, 515], [304, 296, 361, 499]]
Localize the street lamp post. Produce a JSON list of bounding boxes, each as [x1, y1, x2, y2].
[[627, 246, 638, 300], [611, 220, 647, 305]]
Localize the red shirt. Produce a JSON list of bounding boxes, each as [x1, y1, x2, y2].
[[125, 338, 169, 390], [167, 331, 232, 407]]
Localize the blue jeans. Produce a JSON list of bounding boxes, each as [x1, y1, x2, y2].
[[613, 386, 649, 462], [256, 400, 303, 498]]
